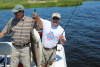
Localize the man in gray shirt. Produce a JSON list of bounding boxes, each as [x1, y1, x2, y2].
[[0, 4, 42, 67]]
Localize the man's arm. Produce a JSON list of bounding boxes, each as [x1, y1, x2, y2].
[[33, 12, 43, 29], [0, 32, 4, 38]]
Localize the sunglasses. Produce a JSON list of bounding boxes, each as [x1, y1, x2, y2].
[[14, 11, 22, 14], [52, 17, 60, 20]]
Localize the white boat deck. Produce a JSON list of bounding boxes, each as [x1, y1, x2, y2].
[[0, 42, 67, 67]]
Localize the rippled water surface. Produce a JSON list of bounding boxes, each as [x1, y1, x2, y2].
[[0, 1, 100, 67]]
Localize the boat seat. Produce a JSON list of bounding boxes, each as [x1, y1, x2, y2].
[[0, 43, 12, 67]]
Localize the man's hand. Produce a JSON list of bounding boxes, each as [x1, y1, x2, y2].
[[32, 12, 43, 29], [33, 12, 39, 20], [0, 32, 4, 38], [59, 35, 64, 41], [59, 35, 66, 45]]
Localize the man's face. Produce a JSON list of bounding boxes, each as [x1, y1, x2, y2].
[[52, 17, 61, 27], [14, 11, 23, 19]]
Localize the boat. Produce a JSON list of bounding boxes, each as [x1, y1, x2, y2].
[[0, 42, 67, 67]]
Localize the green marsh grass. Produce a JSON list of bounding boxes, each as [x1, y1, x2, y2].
[[0, 0, 82, 10]]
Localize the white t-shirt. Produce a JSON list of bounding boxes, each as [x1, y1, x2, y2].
[[41, 18, 66, 48]]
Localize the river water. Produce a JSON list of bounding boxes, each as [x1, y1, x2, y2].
[[0, 1, 100, 67]]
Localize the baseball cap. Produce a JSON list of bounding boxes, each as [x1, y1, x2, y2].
[[11, 4, 24, 13], [52, 13, 61, 18]]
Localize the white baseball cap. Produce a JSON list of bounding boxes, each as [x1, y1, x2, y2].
[[52, 13, 61, 18]]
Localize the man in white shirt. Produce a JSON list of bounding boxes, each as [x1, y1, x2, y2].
[[33, 12, 66, 67]]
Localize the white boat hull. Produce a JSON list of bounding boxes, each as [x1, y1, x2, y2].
[[0, 42, 67, 67]]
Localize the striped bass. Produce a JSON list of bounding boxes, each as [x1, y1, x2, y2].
[[30, 28, 42, 67]]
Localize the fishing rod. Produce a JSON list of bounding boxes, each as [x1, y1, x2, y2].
[[63, 0, 81, 32], [33, 8, 38, 28], [63, 6, 77, 34]]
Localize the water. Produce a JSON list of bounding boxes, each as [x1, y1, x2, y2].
[[0, 1, 100, 67]]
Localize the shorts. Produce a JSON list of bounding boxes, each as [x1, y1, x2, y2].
[[41, 47, 56, 66]]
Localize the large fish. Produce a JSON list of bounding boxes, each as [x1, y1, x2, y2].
[[30, 28, 42, 67]]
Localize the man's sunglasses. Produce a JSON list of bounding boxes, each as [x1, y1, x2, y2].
[[14, 11, 22, 13], [52, 17, 60, 20]]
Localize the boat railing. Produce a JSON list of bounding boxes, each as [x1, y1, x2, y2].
[[0, 42, 12, 67]]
